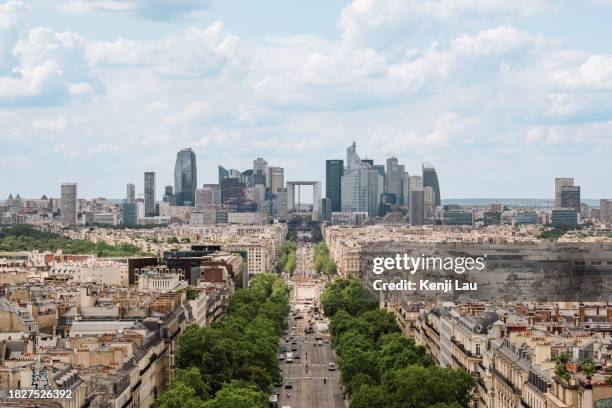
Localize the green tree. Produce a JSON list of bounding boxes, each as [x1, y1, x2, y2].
[[378, 333, 434, 372], [156, 383, 204, 408], [350, 384, 388, 408], [339, 351, 381, 394], [582, 358, 596, 378], [203, 382, 268, 408], [382, 365, 475, 408], [555, 353, 571, 382], [175, 324, 206, 369], [172, 367, 211, 400], [337, 331, 374, 356]]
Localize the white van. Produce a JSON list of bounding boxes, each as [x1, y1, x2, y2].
[[286, 352, 293, 363]]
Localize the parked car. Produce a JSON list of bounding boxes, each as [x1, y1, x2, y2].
[[278, 354, 285, 361], [328, 362, 336, 371], [285, 381, 293, 389]]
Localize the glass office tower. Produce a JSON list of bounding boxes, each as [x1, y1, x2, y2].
[[174, 148, 197, 206]]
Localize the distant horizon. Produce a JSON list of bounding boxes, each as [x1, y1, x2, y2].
[[1, 195, 605, 208]]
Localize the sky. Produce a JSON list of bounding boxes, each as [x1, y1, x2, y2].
[[1, 0, 612, 200]]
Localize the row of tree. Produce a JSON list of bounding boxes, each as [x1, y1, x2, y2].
[[320, 278, 475, 408], [313, 242, 337, 276], [275, 240, 296, 275], [156, 273, 290, 408], [0, 224, 147, 257]]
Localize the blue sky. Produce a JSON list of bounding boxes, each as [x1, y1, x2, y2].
[[1, 0, 612, 200]]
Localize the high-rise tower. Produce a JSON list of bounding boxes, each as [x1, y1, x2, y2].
[[326, 160, 343, 212], [422, 163, 441, 207], [174, 148, 197, 206], [126, 183, 135, 204], [144, 172, 156, 217], [61, 183, 77, 225], [555, 178, 574, 207]]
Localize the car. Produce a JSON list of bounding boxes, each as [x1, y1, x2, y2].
[[328, 362, 336, 371], [315, 336, 322, 341], [294, 352, 301, 359], [280, 346, 287, 352], [291, 345, 297, 351], [294, 315, 304, 320], [284, 381, 293, 389], [324, 339, 329, 344], [318, 340, 323, 346], [291, 339, 297, 345], [274, 378, 283, 387], [284, 337, 289, 342], [278, 354, 285, 361]]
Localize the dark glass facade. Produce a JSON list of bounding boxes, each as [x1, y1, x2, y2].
[[560, 185, 581, 213], [422, 163, 441, 207], [218, 165, 229, 185], [174, 148, 197, 206], [221, 177, 245, 205], [326, 159, 343, 212]]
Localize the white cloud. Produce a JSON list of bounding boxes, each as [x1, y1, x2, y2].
[[452, 26, 535, 57], [0, 0, 29, 74], [338, 0, 548, 48], [147, 101, 169, 111], [553, 54, 612, 91], [253, 25, 543, 111], [167, 101, 280, 128], [87, 22, 244, 78], [54, 0, 209, 20], [31, 116, 68, 131], [0, 25, 100, 106]]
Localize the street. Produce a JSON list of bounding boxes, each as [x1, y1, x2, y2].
[[276, 237, 345, 408]]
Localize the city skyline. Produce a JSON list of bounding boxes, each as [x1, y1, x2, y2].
[[2, 0, 612, 198]]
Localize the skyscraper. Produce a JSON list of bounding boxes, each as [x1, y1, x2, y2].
[[221, 177, 245, 204], [126, 183, 135, 204], [560, 185, 581, 212], [144, 172, 156, 217], [195, 188, 211, 210], [269, 167, 284, 193], [410, 189, 425, 226], [163, 185, 175, 205], [326, 160, 343, 212], [385, 157, 408, 206], [253, 157, 268, 187], [122, 203, 137, 226], [60, 183, 77, 225], [600, 199, 612, 225], [240, 169, 254, 188], [174, 148, 197, 206], [555, 178, 574, 207], [424, 186, 435, 223], [340, 143, 382, 217], [203, 184, 222, 204], [422, 163, 441, 207], [218, 166, 229, 184]]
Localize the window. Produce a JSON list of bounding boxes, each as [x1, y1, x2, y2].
[[476, 343, 481, 356]]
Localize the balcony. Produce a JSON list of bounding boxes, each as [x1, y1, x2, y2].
[[490, 366, 520, 394]]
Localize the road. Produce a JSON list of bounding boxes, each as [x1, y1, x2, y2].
[[276, 238, 346, 408]]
